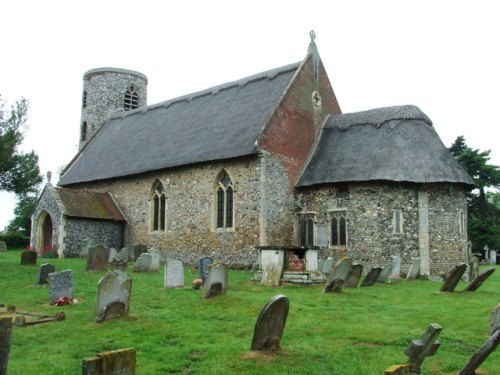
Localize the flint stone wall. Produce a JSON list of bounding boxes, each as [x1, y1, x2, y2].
[[30, 186, 63, 255]]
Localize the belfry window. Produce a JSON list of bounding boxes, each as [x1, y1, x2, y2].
[[151, 180, 166, 231], [124, 84, 139, 111], [215, 170, 234, 228], [299, 214, 315, 246], [82, 90, 87, 109], [81, 121, 88, 142], [330, 211, 347, 246]]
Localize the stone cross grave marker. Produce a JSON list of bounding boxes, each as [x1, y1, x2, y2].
[[38, 263, 55, 285], [388, 255, 401, 283], [204, 262, 228, 299], [377, 261, 394, 283], [83, 348, 136, 375], [86, 245, 110, 272], [48, 270, 74, 305], [464, 267, 495, 292], [361, 267, 382, 287], [0, 317, 13, 375], [469, 256, 480, 282], [261, 266, 282, 287], [148, 248, 160, 271], [20, 250, 37, 265], [251, 294, 289, 352], [198, 256, 213, 283], [405, 323, 442, 371], [322, 257, 334, 275], [490, 304, 500, 335], [96, 270, 132, 323], [133, 253, 152, 272], [457, 330, 499, 375], [406, 257, 420, 280], [324, 256, 352, 293], [440, 263, 467, 292], [344, 263, 363, 288], [0, 241, 6, 252], [164, 259, 184, 288]]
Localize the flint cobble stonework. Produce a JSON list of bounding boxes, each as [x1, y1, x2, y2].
[[31, 186, 63, 253]]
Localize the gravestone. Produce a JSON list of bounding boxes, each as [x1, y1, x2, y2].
[[388, 255, 401, 283], [345, 263, 363, 288], [384, 364, 415, 374], [0, 318, 13, 375], [48, 270, 74, 305], [464, 267, 495, 292], [38, 263, 55, 285], [322, 257, 334, 275], [0, 241, 6, 252], [489, 249, 497, 264], [324, 257, 352, 293], [406, 257, 420, 280], [377, 262, 394, 283], [96, 271, 132, 323], [469, 256, 480, 281], [164, 259, 184, 288], [118, 247, 131, 262], [148, 249, 160, 271], [133, 253, 152, 272], [490, 304, 500, 336], [251, 294, 289, 352], [108, 248, 119, 262], [440, 263, 467, 292], [405, 323, 442, 371], [81, 238, 95, 258], [86, 245, 110, 272], [361, 267, 382, 287], [198, 256, 213, 283], [317, 259, 325, 273], [20, 250, 37, 265], [204, 262, 228, 299], [82, 348, 136, 375], [133, 244, 147, 260], [261, 266, 282, 287], [457, 330, 499, 375], [109, 259, 127, 271]]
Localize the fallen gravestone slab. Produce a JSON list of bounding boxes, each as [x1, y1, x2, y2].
[[83, 348, 136, 375], [324, 256, 352, 293], [48, 270, 74, 305], [463, 267, 495, 292], [440, 263, 467, 292], [86, 245, 110, 272], [38, 263, 55, 285], [164, 259, 184, 288], [0, 317, 13, 375], [457, 330, 499, 375], [344, 263, 363, 288], [251, 294, 289, 352], [96, 271, 132, 323], [20, 250, 37, 265], [205, 262, 228, 299], [361, 267, 382, 287]]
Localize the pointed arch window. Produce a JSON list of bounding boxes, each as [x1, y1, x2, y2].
[[216, 171, 234, 228], [151, 180, 166, 231], [299, 214, 315, 246], [330, 210, 347, 246], [124, 84, 139, 111]]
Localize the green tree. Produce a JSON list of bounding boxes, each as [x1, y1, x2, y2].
[[7, 192, 38, 236], [0, 95, 42, 194]]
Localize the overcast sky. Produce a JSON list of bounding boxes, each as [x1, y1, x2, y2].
[[1, 0, 499, 230]]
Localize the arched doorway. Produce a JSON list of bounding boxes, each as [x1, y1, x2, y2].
[[37, 211, 53, 255]]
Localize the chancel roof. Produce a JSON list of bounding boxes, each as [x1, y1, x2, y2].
[[58, 62, 301, 186], [297, 105, 475, 187]]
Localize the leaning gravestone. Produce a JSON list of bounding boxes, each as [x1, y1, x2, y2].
[[388, 255, 401, 283], [82, 348, 136, 375], [198, 256, 213, 283], [20, 250, 37, 265], [440, 263, 467, 292], [0, 317, 13, 375], [490, 304, 500, 335], [38, 263, 55, 285], [406, 257, 420, 280], [0, 241, 6, 252], [464, 267, 495, 292], [469, 256, 480, 281], [377, 262, 394, 283], [251, 294, 289, 352], [205, 263, 228, 299], [361, 267, 382, 287], [86, 245, 110, 272], [148, 249, 160, 271], [344, 263, 363, 288], [324, 257, 352, 293], [133, 253, 152, 272], [457, 330, 499, 375], [164, 259, 184, 288], [96, 271, 132, 323], [48, 270, 74, 305]]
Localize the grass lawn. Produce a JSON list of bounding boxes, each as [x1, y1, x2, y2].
[[1, 249, 498, 374]]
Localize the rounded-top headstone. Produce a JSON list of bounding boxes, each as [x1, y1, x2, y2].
[[251, 294, 289, 352]]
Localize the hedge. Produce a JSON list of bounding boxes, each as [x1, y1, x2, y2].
[[0, 233, 30, 249]]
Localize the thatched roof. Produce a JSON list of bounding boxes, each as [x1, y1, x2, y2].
[[296, 105, 474, 187], [58, 62, 301, 186]]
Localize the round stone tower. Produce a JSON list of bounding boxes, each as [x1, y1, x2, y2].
[[79, 67, 148, 149]]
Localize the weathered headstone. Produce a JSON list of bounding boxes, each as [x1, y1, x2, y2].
[[38, 263, 55, 285], [148, 249, 160, 271], [48, 270, 74, 305], [198, 256, 213, 282], [86, 245, 110, 272], [489, 249, 497, 265], [405, 323, 442, 371], [82, 348, 136, 375], [324, 256, 352, 293], [440, 263, 467, 292], [406, 257, 420, 280], [464, 267, 496, 292], [96, 271, 132, 323], [361, 267, 382, 287], [118, 247, 131, 262], [469, 256, 480, 281], [0, 318, 13, 375], [457, 330, 499, 375], [251, 294, 289, 352], [345, 263, 363, 288], [377, 262, 394, 283], [490, 304, 500, 335], [108, 248, 119, 262], [261, 266, 282, 287], [20, 250, 37, 265], [80, 238, 95, 259], [322, 257, 334, 275], [132, 253, 152, 272], [204, 262, 228, 299], [388, 255, 401, 283], [0, 241, 6, 252], [164, 259, 184, 288]]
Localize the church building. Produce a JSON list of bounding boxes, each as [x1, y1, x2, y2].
[[31, 35, 474, 276]]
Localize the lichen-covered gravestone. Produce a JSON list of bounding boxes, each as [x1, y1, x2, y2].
[[361, 267, 382, 287], [406, 257, 420, 280], [251, 295, 289, 352], [198, 256, 213, 283], [148, 249, 160, 271], [48, 270, 74, 305], [82, 348, 136, 375], [469, 256, 480, 281], [440, 263, 467, 292], [204, 263, 228, 299], [388, 255, 401, 283], [20, 250, 37, 265], [86, 245, 110, 272], [133, 253, 152, 272], [164, 259, 184, 288], [96, 271, 132, 323], [0, 317, 13, 375], [261, 266, 282, 287], [344, 263, 363, 288], [324, 256, 352, 293], [38, 263, 55, 285]]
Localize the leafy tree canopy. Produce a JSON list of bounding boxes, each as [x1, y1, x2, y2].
[[7, 192, 38, 236]]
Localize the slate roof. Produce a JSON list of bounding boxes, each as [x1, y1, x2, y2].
[[55, 188, 125, 221], [296, 105, 475, 187], [59, 62, 301, 186]]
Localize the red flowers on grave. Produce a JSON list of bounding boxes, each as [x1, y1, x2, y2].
[[55, 296, 74, 306], [192, 279, 203, 290]]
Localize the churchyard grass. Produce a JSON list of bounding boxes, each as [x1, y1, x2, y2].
[[1, 250, 498, 374]]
